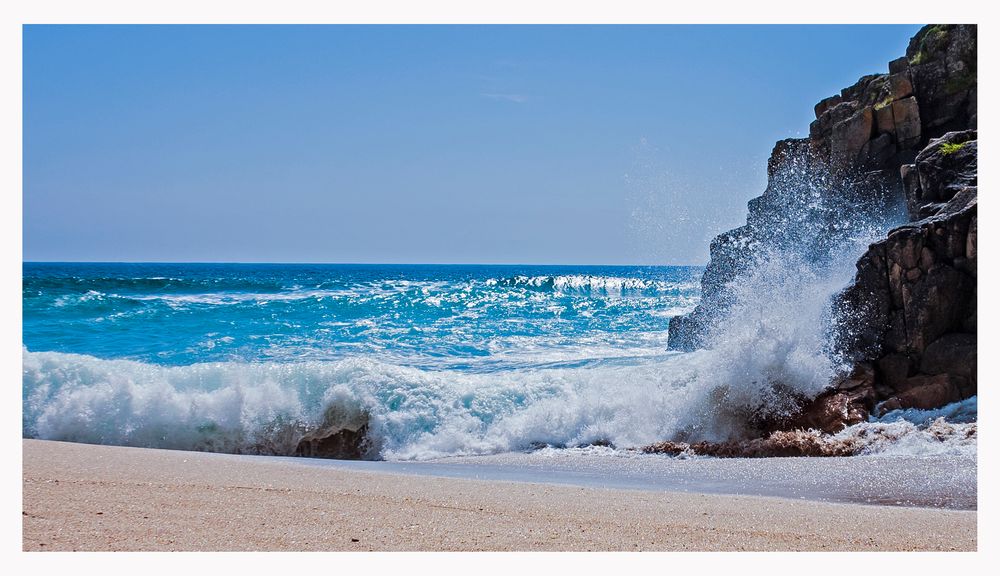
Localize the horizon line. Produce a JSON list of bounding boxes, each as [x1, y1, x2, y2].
[[22, 259, 706, 267]]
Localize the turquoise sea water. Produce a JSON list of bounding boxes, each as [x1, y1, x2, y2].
[[23, 263, 700, 367]]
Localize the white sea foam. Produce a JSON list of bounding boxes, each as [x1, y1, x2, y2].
[[485, 275, 696, 293], [54, 290, 106, 307], [838, 397, 978, 457], [23, 349, 689, 459], [124, 289, 357, 307], [47, 275, 696, 312], [835, 418, 977, 457], [27, 316, 975, 461], [15, 347, 790, 459]]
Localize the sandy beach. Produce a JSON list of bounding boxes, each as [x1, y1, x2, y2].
[[22, 439, 976, 551]]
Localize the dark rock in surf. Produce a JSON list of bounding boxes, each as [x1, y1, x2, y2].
[[294, 407, 372, 460], [295, 423, 369, 459], [643, 429, 862, 458], [773, 363, 875, 434], [891, 373, 967, 411]]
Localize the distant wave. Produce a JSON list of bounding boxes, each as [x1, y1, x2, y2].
[[38, 275, 696, 311], [29, 275, 287, 295], [485, 275, 696, 293]]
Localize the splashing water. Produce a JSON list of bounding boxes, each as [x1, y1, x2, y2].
[[662, 144, 910, 440]]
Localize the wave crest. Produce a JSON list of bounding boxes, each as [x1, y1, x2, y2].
[[23, 349, 977, 460], [485, 275, 694, 294]]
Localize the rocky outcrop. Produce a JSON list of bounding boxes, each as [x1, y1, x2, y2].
[[907, 130, 977, 218], [668, 25, 977, 432], [294, 406, 372, 459], [831, 130, 977, 421]]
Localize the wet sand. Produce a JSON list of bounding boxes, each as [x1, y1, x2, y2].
[[288, 447, 977, 509], [22, 439, 976, 551]]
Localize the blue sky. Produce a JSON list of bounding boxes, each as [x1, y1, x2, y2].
[[23, 25, 922, 264]]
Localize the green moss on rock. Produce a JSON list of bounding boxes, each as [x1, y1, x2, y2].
[[909, 25, 950, 65], [940, 141, 968, 155]]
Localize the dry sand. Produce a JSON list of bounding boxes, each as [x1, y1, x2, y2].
[[22, 439, 976, 551]]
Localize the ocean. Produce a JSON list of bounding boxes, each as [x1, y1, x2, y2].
[[22, 262, 975, 461]]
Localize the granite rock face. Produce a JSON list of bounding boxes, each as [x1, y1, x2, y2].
[[668, 25, 977, 432], [832, 131, 977, 422], [908, 130, 977, 218]]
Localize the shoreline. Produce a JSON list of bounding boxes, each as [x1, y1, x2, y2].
[[279, 447, 977, 510], [22, 439, 977, 551]]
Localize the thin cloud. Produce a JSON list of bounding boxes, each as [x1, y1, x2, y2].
[[480, 93, 529, 104]]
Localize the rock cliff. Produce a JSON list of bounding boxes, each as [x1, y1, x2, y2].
[[668, 24, 977, 432]]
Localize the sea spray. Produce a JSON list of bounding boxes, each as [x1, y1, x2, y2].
[[669, 140, 909, 351], [659, 143, 909, 440]]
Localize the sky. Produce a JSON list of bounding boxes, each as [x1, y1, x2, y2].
[[23, 24, 923, 265]]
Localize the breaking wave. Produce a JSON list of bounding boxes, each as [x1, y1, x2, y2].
[[22, 348, 706, 460], [24, 339, 977, 460], [485, 275, 695, 294]]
